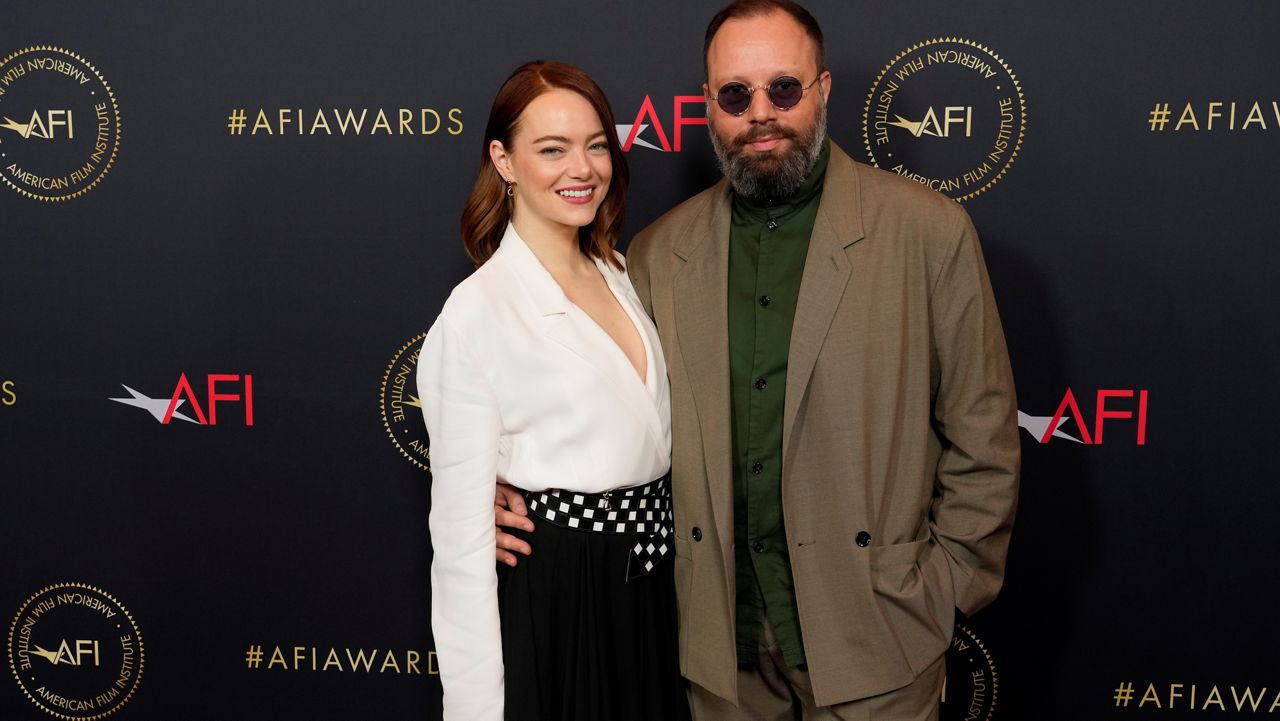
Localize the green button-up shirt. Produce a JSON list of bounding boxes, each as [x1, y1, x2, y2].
[[728, 136, 830, 666]]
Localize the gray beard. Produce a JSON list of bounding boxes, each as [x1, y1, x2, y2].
[[709, 99, 826, 201]]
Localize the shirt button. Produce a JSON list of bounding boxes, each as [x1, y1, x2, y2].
[[766, 218, 779, 230], [751, 462, 764, 475], [855, 531, 872, 548], [759, 295, 772, 307], [692, 526, 703, 542], [754, 377, 767, 390], [752, 542, 766, 554]]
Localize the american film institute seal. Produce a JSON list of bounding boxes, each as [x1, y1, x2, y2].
[[0, 47, 121, 201], [940, 621, 998, 721], [7, 582, 143, 720], [863, 38, 1025, 202], [381, 332, 432, 472]]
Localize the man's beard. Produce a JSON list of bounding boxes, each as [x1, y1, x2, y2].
[[708, 98, 826, 201]]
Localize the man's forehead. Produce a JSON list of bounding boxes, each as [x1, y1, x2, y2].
[[707, 12, 816, 80]]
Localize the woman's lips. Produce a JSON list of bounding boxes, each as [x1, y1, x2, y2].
[[556, 187, 595, 204]]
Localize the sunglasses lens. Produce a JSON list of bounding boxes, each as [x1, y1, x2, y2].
[[716, 83, 752, 115], [767, 77, 804, 109]]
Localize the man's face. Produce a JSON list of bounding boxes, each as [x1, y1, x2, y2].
[[704, 11, 831, 200]]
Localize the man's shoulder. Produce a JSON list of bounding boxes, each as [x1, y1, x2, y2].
[[630, 181, 727, 257], [845, 158, 970, 231]]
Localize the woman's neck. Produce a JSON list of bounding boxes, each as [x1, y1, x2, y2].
[[511, 212, 593, 276]]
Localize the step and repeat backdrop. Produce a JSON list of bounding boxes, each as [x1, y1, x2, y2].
[[3, 1, 1278, 719]]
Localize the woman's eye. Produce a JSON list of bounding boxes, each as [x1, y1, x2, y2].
[[589, 142, 609, 152], [539, 147, 563, 155]]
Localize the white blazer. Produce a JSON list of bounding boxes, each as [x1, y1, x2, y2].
[[416, 223, 672, 721]]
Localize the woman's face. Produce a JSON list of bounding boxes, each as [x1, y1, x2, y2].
[[492, 88, 613, 236]]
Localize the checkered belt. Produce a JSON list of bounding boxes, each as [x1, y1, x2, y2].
[[526, 473, 673, 581]]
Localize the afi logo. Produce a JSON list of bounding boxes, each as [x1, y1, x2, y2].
[[110, 373, 254, 425], [1019, 388, 1149, 445], [31, 639, 99, 666], [0, 110, 74, 139], [615, 95, 707, 152], [887, 106, 973, 138]]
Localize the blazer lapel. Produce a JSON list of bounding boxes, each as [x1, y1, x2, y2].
[[783, 144, 866, 459], [673, 181, 736, 549], [596, 259, 669, 451], [497, 224, 667, 453]]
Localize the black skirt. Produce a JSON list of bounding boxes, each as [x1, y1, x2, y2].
[[497, 513, 691, 720]]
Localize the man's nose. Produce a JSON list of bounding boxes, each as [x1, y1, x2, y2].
[[745, 86, 777, 123]]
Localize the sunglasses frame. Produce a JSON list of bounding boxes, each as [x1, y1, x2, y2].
[[709, 75, 823, 116]]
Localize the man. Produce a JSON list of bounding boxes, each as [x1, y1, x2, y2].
[[496, 1, 1019, 718]]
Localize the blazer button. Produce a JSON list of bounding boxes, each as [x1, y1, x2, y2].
[[692, 526, 703, 542], [855, 531, 872, 548]]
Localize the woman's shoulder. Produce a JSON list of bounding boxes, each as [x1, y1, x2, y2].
[[436, 255, 519, 325]]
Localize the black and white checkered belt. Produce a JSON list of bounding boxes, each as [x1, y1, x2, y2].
[[525, 472, 673, 582]]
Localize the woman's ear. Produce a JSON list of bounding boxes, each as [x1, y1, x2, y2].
[[490, 139, 513, 182]]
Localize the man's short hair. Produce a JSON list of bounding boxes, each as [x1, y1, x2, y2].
[[703, 0, 826, 79]]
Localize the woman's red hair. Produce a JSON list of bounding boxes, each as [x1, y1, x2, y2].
[[460, 61, 629, 270]]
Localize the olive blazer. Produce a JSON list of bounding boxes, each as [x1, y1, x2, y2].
[[626, 142, 1020, 707]]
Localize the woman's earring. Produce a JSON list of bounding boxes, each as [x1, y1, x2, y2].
[[506, 181, 514, 197]]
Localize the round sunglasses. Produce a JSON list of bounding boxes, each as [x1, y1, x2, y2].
[[709, 75, 822, 116]]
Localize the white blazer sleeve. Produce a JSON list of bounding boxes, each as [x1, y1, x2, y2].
[[416, 316, 504, 721]]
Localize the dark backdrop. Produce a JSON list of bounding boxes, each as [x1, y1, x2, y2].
[[4, 2, 1278, 719]]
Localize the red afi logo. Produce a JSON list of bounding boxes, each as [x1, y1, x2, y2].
[[616, 95, 707, 152], [110, 373, 254, 426], [1018, 388, 1148, 445]]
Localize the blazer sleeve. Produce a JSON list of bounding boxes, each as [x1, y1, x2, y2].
[[416, 315, 504, 721], [927, 212, 1021, 616]]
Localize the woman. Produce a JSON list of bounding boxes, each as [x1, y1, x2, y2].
[[416, 61, 687, 721]]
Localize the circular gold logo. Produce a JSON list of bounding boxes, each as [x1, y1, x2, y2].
[[863, 38, 1025, 202], [380, 332, 431, 472], [0, 47, 121, 201], [941, 621, 997, 721], [7, 582, 144, 720]]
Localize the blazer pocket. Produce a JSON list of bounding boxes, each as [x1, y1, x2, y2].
[[870, 538, 929, 590], [869, 538, 955, 673]]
